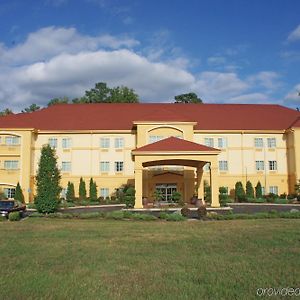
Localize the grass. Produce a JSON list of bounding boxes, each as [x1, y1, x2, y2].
[[0, 218, 299, 299]]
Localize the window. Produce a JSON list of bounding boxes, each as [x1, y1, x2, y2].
[[269, 186, 278, 195], [100, 188, 109, 198], [4, 188, 15, 199], [217, 137, 227, 148], [100, 138, 110, 148], [114, 137, 124, 148], [61, 162, 71, 172], [255, 160, 264, 171], [149, 136, 164, 143], [48, 138, 57, 149], [268, 160, 277, 171], [267, 138, 276, 148], [254, 138, 263, 148], [115, 161, 124, 172], [5, 136, 20, 145], [204, 138, 214, 147], [4, 160, 18, 170], [100, 161, 110, 172], [62, 138, 72, 149], [219, 160, 228, 171]]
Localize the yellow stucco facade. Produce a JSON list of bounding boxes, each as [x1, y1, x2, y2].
[[0, 118, 299, 208]]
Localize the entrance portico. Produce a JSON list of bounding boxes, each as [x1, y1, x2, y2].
[[132, 137, 220, 208]]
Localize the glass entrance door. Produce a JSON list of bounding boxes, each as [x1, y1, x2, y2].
[[155, 184, 177, 202]]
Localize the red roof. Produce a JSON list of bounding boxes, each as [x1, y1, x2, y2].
[[133, 137, 219, 152], [0, 103, 299, 131]]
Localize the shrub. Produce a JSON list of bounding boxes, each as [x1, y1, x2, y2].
[[78, 212, 104, 219], [130, 213, 157, 221], [124, 187, 135, 208], [35, 144, 61, 214], [29, 212, 44, 218], [165, 213, 186, 221], [246, 181, 254, 199], [158, 211, 169, 219], [171, 191, 181, 203], [105, 210, 126, 220], [181, 206, 191, 217], [79, 178, 87, 200], [197, 206, 207, 219], [0, 216, 7, 222], [219, 186, 230, 206], [235, 181, 246, 202], [89, 178, 97, 201], [66, 182, 75, 202], [14, 182, 25, 203], [274, 198, 288, 204], [265, 193, 278, 203], [255, 181, 263, 199], [9, 211, 21, 221], [254, 198, 266, 203]]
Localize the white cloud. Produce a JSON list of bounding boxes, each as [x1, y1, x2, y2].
[[0, 26, 284, 110], [0, 26, 139, 66], [284, 84, 300, 106], [229, 93, 270, 104], [247, 71, 281, 91], [207, 56, 226, 66], [287, 24, 300, 42]]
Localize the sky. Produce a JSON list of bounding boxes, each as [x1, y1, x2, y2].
[[0, 0, 299, 111]]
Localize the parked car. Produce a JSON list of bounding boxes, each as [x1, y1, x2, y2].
[[0, 200, 26, 218]]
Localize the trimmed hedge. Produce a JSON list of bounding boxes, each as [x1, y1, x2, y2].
[[9, 211, 21, 221]]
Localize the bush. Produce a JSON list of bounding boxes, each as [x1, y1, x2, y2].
[[8, 211, 21, 221], [197, 206, 207, 219], [78, 212, 104, 219], [29, 212, 44, 218], [0, 216, 7, 222], [235, 182, 246, 202], [254, 198, 266, 203], [79, 177, 87, 200], [158, 211, 169, 219], [181, 206, 191, 217], [105, 210, 126, 220], [14, 182, 25, 203], [27, 203, 36, 209], [165, 213, 186, 221], [274, 198, 288, 204], [255, 181, 263, 199], [66, 182, 75, 202], [246, 181, 254, 199], [264, 193, 278, 203], [124, 187, 135, 208], [171, 191, 181, 203], [130, 213, 157, 221], [219, 186, 231, 206]]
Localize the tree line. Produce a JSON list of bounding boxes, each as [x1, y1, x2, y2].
[[0, 82, 203, 115]]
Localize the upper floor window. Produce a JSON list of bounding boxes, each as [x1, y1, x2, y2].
[[62, 138, 72, 149], [219, 160, 228, 171], [204, 138, 214, 147], [100, 161, 110, 172], [255, 160, 264, 171], [149, 136, 164, 144], [115, 161, 124, 172], [5, 136, 20, 145], [48, 138, 57, 149], [254, 138, 263, 148], [268, 160, 277, 171], [100, 138, 110, 148], [61, 161, 71, 172], [4, 160, 18, 170], [114, 138, 124, 148], [217, 137, 227, 148], [267, 138, 276, 148]]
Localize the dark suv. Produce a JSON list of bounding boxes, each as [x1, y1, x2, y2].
[[0, 200, 26, 218]]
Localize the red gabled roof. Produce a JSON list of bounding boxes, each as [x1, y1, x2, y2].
[[0, 103, 299, 131], [133, 137, 219, 152]]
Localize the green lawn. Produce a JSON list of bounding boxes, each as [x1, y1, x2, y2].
[[0, 218, 299, 300]]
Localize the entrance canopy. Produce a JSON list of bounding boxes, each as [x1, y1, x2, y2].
[[132, 137, 221, 208]]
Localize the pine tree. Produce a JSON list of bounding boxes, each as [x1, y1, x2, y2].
[[89, 178, 97, 201], [35, 145, 61, 213], [246, 181, 254, 199], [79, 177, 86, 200], [66, 181, 75, 202], [235, 181, 246, 202], [255, 181, 263, 199], [14, 182, 24, 203]]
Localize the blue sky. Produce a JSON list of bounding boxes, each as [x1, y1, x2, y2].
[[0, 0, 299, 110]]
